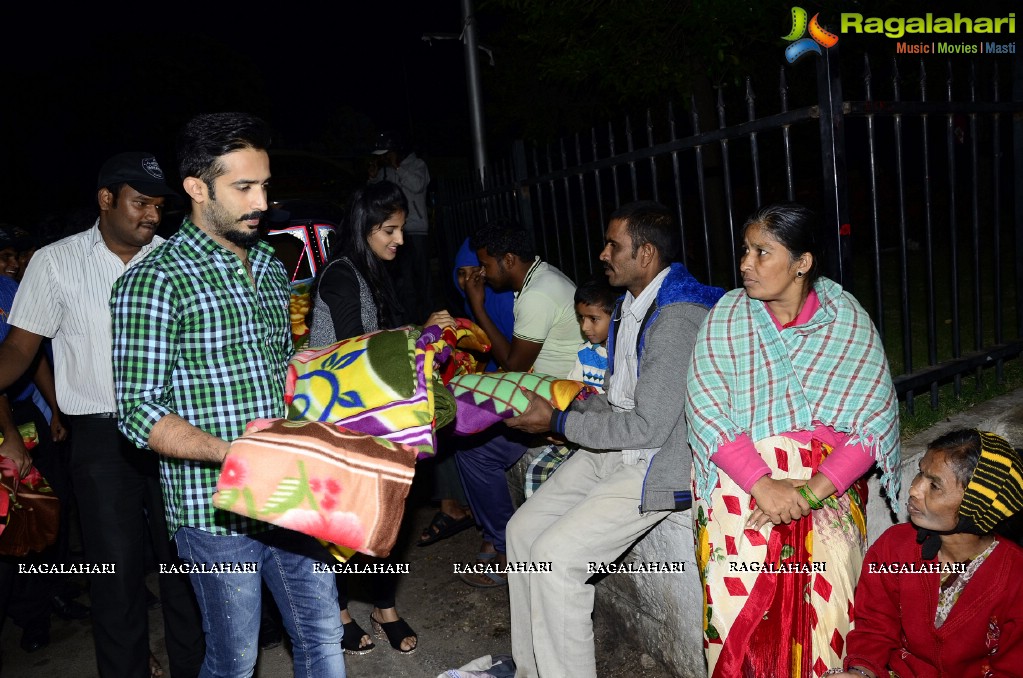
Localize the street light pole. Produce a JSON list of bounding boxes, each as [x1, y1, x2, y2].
[[461, 0, 488, 186]]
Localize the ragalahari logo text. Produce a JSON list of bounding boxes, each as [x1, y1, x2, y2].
[[783, 7, 839, 63]]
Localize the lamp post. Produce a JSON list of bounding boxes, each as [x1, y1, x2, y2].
[[423, 0, 492, 187], [462, 0, 488, 184]]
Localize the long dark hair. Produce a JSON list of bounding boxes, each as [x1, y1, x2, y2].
[[337, 181, 408, 327]]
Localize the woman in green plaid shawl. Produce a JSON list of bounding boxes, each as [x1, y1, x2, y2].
[[685, 203, 900, 678]]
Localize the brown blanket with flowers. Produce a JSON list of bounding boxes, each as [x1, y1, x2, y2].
[[212, 419, 416, 558]]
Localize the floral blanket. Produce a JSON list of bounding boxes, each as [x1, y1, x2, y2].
[[212, 419, 417, 558], [0, 422, 38, 449], [213, 320, 492, 559], [286, 326, 439, 457]]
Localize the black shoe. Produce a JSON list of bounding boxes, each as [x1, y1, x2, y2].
[[20, 625, 49, 653], [146, 587, 162, 610], [58, 579, 87, 600], [51, 594, 91, 620]]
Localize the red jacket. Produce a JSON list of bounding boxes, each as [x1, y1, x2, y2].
[[845, 522, 1023, 677]]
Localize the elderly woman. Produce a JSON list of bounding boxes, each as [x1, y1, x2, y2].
[[828, 429, 1023, 677], [686, 202, 900, 676]]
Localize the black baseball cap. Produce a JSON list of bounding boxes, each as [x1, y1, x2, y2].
[[371, 130, 403, 156], [97, 152, 178, 198]]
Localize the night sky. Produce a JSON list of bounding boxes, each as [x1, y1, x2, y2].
[[3, 1, 1016, 232], [1, 4, 477, 228]]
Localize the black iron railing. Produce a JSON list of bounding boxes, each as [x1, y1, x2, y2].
[[437, 48, 1023, 414]]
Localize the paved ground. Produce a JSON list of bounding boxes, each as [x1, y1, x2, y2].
[[0, 262, 675, 677], [10, 387, 1019, 678], [0, 470, 673, 678]]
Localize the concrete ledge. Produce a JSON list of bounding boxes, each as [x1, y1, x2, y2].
[[593, 512, 703, 678]]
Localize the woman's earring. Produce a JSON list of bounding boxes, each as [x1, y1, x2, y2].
[[796, 271, 804, 278]]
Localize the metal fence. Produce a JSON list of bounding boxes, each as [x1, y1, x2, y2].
[[436, 47, 1023, 414]]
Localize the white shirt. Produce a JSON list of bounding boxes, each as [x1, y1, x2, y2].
[[373, 152, 430, 235], [607, 265, 670, 464], [8, 221, 164, 415]]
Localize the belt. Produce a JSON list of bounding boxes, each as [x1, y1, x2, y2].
[[72, 412, 117, 419]]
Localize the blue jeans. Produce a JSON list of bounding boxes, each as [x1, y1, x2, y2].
[[175, 526, 345, 678], [455, 429, 529, 553]]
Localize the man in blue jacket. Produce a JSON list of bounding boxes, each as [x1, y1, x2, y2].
[[504, 201, 724, 678]]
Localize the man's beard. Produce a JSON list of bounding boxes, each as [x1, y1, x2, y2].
[[222, 225, 262, 249], [204, 200, 263, 249], [487, 260, 509, 291]]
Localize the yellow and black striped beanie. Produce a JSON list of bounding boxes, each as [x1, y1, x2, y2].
[[958, 430, 1023, 534]]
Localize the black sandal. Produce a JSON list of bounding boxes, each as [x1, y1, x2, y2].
[[342, 620, 375, 655], [418, 510, 474, 547], [370, 613, 417, 655], [149, 653, 164, 678]]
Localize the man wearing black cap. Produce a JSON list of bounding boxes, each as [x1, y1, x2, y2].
[[0, 152, 204, 678], [367, 130, 434, 319], [0, 225, 28, 280]]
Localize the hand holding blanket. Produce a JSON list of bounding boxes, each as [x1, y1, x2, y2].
[[447, 372, 594, 435]]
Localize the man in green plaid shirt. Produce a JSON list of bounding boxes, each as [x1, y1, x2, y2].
[[111, 112, 345, 678]]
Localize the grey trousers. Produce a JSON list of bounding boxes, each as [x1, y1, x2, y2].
[[506, 450, 668, 678]]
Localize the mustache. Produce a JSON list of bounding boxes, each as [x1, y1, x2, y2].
[[238, 211, 265, 222]]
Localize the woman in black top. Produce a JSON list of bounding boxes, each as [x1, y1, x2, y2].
[[309, 180, 453, 655]]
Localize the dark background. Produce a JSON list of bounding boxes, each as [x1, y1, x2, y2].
[[1, 0, 1014, 231], [0, 4, 481, 227]]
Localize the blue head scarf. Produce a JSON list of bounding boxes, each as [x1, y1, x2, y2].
[[453, 238, 515, 371]]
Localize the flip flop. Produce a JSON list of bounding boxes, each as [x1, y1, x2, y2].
[[458, 551, 507, 588], [417, 511, 475, 547], [458, 569, 508, 588]]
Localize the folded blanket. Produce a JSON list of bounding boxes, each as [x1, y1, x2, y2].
[[223, 322, 492, 560], [286, 320, 488, 458], [287, 328, 417, 421], [447, 372, 593, 435], [0, 454, 59, 556], [213, 419, 417, 558], [0, 422, 38, 450], [439, 318, 493, 381], [287, 327, 443, 456]]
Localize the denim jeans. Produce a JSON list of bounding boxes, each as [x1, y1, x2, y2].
[[455, 429, 529, 553], [175, 526, 345, 678]]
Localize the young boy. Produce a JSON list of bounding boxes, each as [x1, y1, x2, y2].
[[524, 276, 618, 496]]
